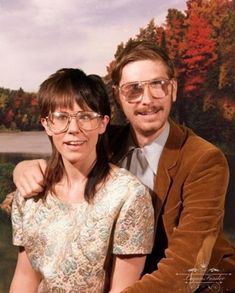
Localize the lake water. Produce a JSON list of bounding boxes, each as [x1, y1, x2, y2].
[[0, 131, 51, 154], [0, 131, 234, 292]]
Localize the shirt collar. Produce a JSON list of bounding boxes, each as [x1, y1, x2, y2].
[[120, 121, 170, 175], [142, 122, 170, 174]]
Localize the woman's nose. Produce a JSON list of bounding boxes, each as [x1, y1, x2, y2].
[[67, 117, 81, 133]]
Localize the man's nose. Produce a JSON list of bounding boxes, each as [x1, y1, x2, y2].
[[141, 84, 154, 104]]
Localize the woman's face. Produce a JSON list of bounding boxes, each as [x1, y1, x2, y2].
[[41, 101, 109, 170]]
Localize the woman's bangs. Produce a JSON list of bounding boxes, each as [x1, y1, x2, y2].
[[50, 93, 75, 112], [47, 92, 87, 112]]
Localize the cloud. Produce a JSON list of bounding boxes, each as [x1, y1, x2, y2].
[[0, 0, 186, 91]]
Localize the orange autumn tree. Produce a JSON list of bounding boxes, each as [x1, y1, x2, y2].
[[180, 10, 217, 95], [189, 0, 234, 92], [174, 1, 217, 125], [163, 9, 187, 122], [0, 87, 41, 130]]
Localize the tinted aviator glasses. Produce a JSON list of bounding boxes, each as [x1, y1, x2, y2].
[[119, 78, 173, 103], [46, 111, 103, 133]]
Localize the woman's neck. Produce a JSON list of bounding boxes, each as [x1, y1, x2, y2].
[[54, 157, 96, 203], [63, 155, 96, 182], [55, 178, 86, 203]]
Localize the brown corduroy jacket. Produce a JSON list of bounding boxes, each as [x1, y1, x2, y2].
[[110, 119, 235, 293]]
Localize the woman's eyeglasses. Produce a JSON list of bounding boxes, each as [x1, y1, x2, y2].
[[46, 111, 103, 133]]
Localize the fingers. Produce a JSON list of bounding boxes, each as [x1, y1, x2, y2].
[[0, 192, 15, 215], [13, 159, 46, 198], [17, 179, 44, 198]]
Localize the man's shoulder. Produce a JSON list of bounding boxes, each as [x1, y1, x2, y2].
[[161, 120, 229, 177], [169, 120, 222, 154]]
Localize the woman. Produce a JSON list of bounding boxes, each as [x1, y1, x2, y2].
[[10, 68, 154, 293]]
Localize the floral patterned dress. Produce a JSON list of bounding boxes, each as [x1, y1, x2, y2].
[[12, 167, 154, 293]]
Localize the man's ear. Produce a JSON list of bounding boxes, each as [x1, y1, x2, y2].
[[112, 85, 121, 106], [171, 79, 178, 102], [41, 118, 53, 136]]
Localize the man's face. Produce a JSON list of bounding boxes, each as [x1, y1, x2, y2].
[[117, 59, 177, 145]]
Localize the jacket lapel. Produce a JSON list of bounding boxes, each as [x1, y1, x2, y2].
[[154, 120, 188, 212]]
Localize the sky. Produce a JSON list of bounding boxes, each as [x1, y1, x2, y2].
[[0, 0, 186, 92]]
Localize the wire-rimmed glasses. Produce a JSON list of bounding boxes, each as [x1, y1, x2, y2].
[[119, 78, 173, 103]]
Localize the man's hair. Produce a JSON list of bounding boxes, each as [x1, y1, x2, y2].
[[111, 40, 175, 86]]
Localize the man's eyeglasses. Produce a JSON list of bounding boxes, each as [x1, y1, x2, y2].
[[119, 78, 173, 103], [46, 111, 103, 133]]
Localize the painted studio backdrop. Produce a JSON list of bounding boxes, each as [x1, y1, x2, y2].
[[0, 0, 235, 292]]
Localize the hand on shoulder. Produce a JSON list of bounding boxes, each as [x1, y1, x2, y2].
[[13, 159, 47, 197]]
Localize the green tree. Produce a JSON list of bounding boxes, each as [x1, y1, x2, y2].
[[136, 19, 157, 43], [218, 0, 235, 91], [164, 9, 186, 62], [0, 163, 15, 205]]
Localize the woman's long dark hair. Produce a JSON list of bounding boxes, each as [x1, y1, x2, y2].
[[38, 68, 111, 202]]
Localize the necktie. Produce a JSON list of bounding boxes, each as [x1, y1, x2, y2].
[[129, 148, 153, 189]]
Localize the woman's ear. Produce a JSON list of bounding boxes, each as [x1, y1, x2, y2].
[[98, 115, 110, 135], [41, 118, 53, 136]]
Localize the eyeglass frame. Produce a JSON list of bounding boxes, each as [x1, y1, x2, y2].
[[117, 78, 173, 103], [45, 111, 104, 134]]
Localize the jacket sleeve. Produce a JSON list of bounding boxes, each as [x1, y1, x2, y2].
[[121, 148, 230, 293]]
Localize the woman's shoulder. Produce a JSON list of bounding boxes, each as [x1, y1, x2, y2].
[[13, 189, 45, 213], [108, 164, 147, 192], [109, 163, 135, 178], [94, 165, 151, 212]]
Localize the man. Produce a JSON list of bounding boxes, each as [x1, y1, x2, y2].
[[9, 41, 235, 292]]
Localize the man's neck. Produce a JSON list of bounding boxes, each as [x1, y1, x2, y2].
[[131, 123, 168, 148]]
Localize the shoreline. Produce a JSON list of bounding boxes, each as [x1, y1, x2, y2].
[[0, 131, 51, 154]]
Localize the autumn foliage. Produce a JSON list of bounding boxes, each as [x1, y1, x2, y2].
[[107, 0, 235, 152], [0, 87, 41, 131]]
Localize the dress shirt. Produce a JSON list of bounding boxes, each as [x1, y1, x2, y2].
[[118, 122, 170, 190]]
